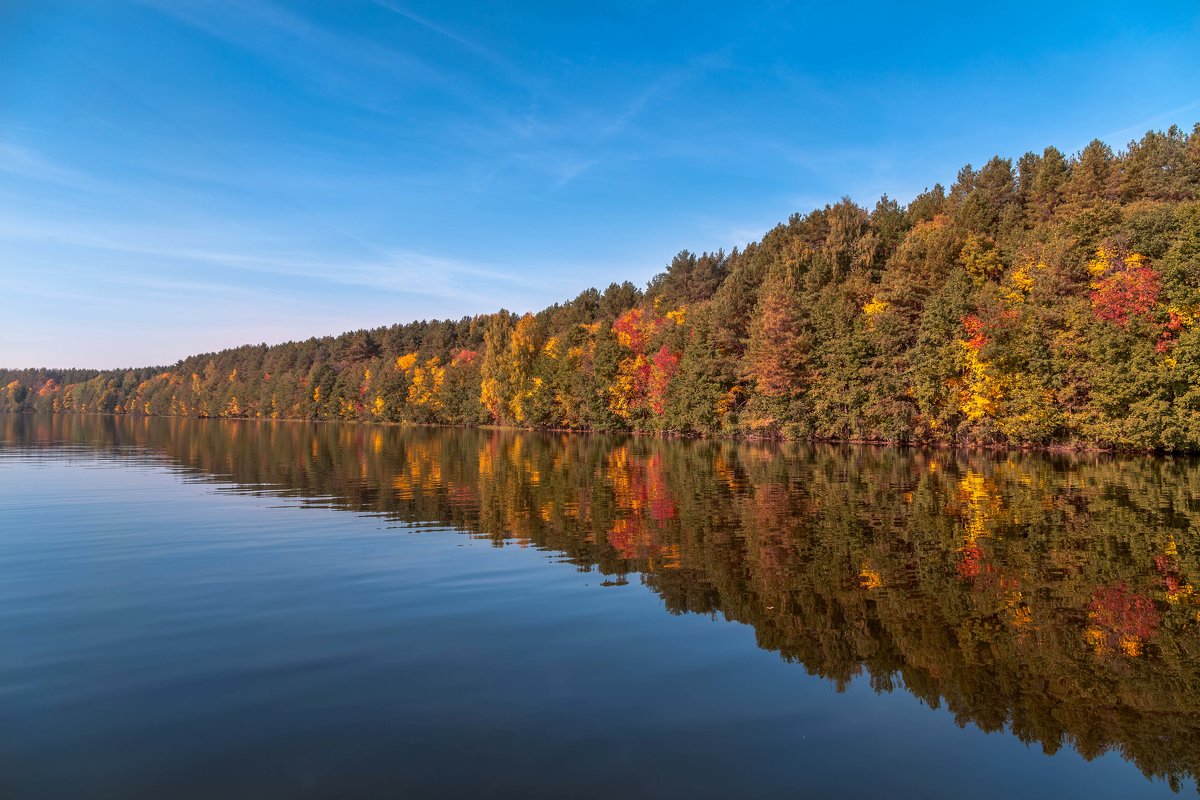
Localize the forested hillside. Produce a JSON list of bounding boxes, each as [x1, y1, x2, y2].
[[5, 124, 1200, 450]]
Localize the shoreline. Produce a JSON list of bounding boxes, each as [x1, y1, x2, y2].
[[6, 409, 1192, 457]]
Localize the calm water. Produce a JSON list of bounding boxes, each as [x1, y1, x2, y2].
[[1, 415, 1198, 798]]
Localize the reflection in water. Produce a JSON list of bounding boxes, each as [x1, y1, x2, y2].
[[6, 413, 1200, 792]]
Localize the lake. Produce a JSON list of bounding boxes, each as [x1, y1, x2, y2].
[[1, 413, 1197, 798]]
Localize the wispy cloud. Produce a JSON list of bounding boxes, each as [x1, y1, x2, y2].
[[127, 0, 575, 198], [135, 0, 447, 113], [1098, 100, 1200, 148], [371, 0, 494, 63], [0, 142, 84, 185], [0, 216, 561, 306]]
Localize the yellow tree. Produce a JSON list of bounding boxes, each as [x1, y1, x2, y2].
[[406, 357, 446, 416], [478, 313, 514, 422], [506, 313, 542, 424]]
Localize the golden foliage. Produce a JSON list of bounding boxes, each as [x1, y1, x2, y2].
[[407, 357, 446, 411], [862, 297, 889, 317], [956, 345, 1004, 422], [859, 565, 883, 589]]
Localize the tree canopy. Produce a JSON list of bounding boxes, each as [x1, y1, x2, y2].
[[4, 124, 1200, 450]]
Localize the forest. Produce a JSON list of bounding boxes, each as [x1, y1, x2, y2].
[[4, 123, 1200, 450]]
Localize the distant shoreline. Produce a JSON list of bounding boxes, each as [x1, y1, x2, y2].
[[5, 409, 1190, 457]]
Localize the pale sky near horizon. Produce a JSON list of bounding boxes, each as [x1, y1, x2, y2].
[[2, 1, 1198, 369]]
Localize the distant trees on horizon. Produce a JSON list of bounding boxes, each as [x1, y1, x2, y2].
[[4, 123, 1200, 450]]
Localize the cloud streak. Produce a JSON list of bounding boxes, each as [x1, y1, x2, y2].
[[0, 215, 564, 308], [0, 141, 85, 185]]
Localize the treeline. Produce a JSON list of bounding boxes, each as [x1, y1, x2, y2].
[[4, 123, 1200, 450]]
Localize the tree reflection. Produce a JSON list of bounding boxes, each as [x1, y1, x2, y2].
[[8, 413, 1200, 791]]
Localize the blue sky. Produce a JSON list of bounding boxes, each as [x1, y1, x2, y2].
[[2, 1, 1198, 368]]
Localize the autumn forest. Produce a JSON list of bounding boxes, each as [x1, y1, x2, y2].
[[5, 124, 1200, 451]]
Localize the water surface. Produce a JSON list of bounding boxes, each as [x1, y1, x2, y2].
[[2, 414, 1198, 798]]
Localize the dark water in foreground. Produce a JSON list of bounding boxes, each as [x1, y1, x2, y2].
[[1, 415, 1198, 798]]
